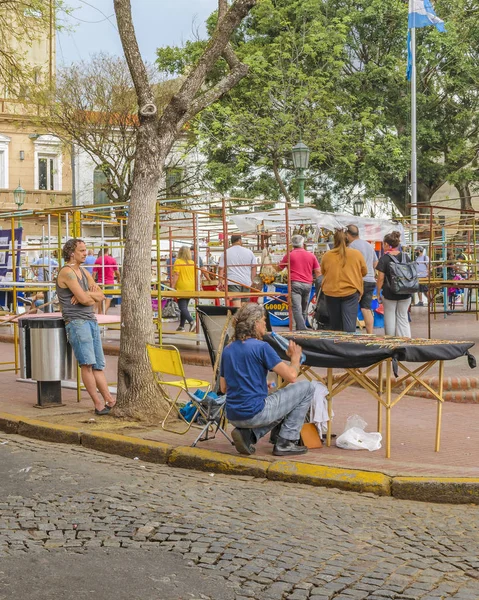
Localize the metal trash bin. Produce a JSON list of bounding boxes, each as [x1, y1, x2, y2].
[[29, 317, 75, 407], [18, 319, 30, 379]]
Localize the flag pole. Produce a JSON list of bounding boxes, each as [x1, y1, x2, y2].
[[410, 26, 418, 245]]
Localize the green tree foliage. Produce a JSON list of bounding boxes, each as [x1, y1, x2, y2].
[[158, 0, 350, 210], [157, 0, 479, 216]]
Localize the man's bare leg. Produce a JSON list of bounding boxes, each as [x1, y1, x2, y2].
[[103, 297, 112, 314], [93, 369, 115, 407], [81, 365, 107, 411], [361, 308, 374, 335]]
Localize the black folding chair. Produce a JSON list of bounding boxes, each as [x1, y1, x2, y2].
[[190, 392, 233, 447]]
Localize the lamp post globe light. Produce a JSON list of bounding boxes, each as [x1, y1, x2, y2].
[[353, 198, 365, 217], [291, 140, 310, 207], [13, 183, 26, 227]]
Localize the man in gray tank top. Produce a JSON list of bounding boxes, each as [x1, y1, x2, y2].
[[56, 239, 115, 415]]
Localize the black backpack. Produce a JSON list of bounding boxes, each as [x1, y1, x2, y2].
[[388, 253, 419, 295]]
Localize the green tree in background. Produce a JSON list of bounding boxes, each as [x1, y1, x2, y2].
[[158, 0, 479, 217]]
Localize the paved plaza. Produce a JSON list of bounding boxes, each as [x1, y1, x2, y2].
[[1, 433, 479, 600]]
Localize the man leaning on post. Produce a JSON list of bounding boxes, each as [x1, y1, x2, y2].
[[56, 238, 116, 415]]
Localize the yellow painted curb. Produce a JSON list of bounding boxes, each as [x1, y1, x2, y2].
[[18, 418, 82, 445], [81, 432, 172, 464], [168, 446, 271, 478], [393, 476, 479, 504], [0, 412, 21, 434], [267, 460, 391, 496]]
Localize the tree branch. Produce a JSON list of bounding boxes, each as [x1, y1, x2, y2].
[[113, 0, 156, 117], [272, 158, 292, 204], [158, 0, 257, 132], [177, 62, 249, 131]]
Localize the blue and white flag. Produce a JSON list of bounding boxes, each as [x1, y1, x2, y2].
[[408, 0, 446, 32], [407, 0, 445, 80]]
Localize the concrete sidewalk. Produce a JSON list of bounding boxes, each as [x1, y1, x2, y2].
[[0, 330, 478, 504]]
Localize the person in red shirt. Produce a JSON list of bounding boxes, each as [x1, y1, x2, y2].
[[278, 235, 321, 330], [93, 247, 121, 314]]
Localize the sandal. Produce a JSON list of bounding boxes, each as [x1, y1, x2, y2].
[[95, 406, 111, 416]]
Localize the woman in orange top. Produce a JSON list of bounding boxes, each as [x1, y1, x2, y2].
[[321, 230, 367, 332], [172, 246, 196, 332]]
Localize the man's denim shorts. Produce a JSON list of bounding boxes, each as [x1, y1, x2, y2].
[[65, 319, 105, 370]]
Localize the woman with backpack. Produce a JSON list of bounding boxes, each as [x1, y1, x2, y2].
[[376, 231, 412, 338]]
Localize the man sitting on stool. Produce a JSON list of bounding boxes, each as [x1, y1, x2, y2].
[[220, 304, 314, 457]]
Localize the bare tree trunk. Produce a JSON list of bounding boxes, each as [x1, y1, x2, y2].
[[115, 123, 166, 420], [113, 0, 257, 421], [457, 183, 474, 229]]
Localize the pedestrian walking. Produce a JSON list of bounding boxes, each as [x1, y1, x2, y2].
[[414, 246, 430, 306], [93, 247, 121, 314], [172, 245, 196, 332], [376, 231, 412, 338], [321, 230, 367, 333], [346, 225, 378, 334], [278, 235, 321, 331]]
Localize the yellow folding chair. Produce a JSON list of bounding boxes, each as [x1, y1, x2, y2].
[[146, 343, 210, 433]]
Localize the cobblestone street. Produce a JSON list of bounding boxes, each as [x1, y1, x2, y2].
[[1, 433, 478, 600]]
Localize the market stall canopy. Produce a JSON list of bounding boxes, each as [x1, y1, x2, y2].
[[230, 208, 404, 241]]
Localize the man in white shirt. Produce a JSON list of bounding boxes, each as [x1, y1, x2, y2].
[[218, 234, 257, 307], [346, 225, 378, 334]]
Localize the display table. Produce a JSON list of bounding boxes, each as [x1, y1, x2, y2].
[[265, 330, 475, 458], [3, 312, 121, 325]]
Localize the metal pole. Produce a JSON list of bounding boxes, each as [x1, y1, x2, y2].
[[442, 227, 447, 318], [222, 197, 229, 307], [156, 201, 162, 345], [410, 26, 418, 245], [11, 218, 19, 373], [193, 212, 199, 333], [298, 171, 305, 207], [285, 200, 293, 330], [46, 215, 52, 313], [71, 143, 77, 207]]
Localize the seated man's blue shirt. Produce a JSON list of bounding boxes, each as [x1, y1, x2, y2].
[[220, 338, 281, 421]]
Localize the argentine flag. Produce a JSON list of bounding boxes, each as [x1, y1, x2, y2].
[[408, 0, 446, 32], [407, 1, 445, 80]]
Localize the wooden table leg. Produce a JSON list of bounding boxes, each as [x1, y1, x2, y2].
[[377, 362, 383, 433], [326, 368, 333, 447], [385, 358, 392, 459], [435, 360, 444, 452]]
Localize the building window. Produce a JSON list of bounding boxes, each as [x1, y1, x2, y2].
[[38, 155, 55, 190], [93, 167, 109, 205], [165, 168, 184, 197], [0, 134, 11, 189], [33, 135, 62, 191]]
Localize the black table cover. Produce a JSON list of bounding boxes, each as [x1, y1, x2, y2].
[[264, 331, 475, 370]]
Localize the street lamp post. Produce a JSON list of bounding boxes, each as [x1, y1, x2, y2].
[[13, 183, 26, 227], [291, 140, 310, 207], [353, 198, 365, 217]]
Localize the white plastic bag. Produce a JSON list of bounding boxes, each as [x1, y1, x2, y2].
[[342, 414, 367, 431], [335, 414, 382, 451]]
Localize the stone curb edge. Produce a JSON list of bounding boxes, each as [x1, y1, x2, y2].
[[1, 413, 478, 504]]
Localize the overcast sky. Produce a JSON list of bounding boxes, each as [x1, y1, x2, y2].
[[57, 0, 218, 65]]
